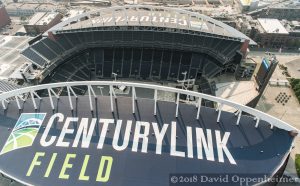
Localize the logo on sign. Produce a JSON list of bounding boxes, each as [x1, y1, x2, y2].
[[0, 113, 46, 155]]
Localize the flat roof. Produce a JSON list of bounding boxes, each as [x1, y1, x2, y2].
[[258, 18, 289, 34], [36, 12, 59, 25], [28, 12, 59, 26], [4, 3, 22, 9], [19, 3, 40, 10], [36, 3, 58, 11], [62, 9, 85, 22], [0, 36, 32, 80], [28, 12, 46, 25]]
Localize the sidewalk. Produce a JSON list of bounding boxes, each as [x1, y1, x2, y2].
[[254, 55, 300, 181]]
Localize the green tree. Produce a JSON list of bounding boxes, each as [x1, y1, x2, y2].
[[290, 79, 300, 88], [20, 16, 26, 21], [294, 84, 300, 92]]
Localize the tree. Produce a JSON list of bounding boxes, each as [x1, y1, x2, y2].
[[291, 79, 300, 88], [20, 16, 26, 21], [294, 84, 300, 92]]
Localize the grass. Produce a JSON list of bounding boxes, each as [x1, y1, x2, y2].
[[296, 154, 300, 178], [290, 78, 300, 103]]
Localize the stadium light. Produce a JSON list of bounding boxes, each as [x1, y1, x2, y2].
[[112, 73, 117, 81], [177, 71, 187, 89], [182, 71, 187, 82]]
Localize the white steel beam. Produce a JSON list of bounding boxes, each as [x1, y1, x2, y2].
[[154, 89, 157, 115], [0, 81, 297, 135], [67, 86, 73, 110], [132, 86, 136, 114], [236, 110, 242, 125], [176, 93, 180, 118], [15, 96, 21, 110], [196, 98, 202, 120], [50, 88, 59, 99], [1, 100, 6, 110], [30, 91, 37, 110], [68, 86, 78, 98], [109, 85, 114, 112], [48, 88, 55, 110], [32, 91, 42, 100], [88, 85, 93, 111], [217, 104, 223, 123], [255, 117, 260, 128]]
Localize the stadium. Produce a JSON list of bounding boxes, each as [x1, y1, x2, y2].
[[21, 6, 254, 84], [0, 5, 299, 186]]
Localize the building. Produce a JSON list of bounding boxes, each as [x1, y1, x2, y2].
[[5, 2, 58, 17], [21, 6, 255, 83], [283, 20, 300, 49], [0, 5, 10, 29], [5, 3, 39, 16], [238, 0, 260, 12], [254, 18, 289, 48], [24, 12, 63, 35], [235, 15, 256, 37], [248, 0, 300, 20]]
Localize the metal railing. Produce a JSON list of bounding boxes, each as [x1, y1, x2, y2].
[[0, 81, 298, 135]]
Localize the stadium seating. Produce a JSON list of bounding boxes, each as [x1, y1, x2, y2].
[[42, 47, 228, 84], [0, 80, 23, 93], [42, 38, 64, 55], [56, 34, 73, 50], [21, 47, 48, 67], [31, 41, 57, 61], [21, 30, 243, 82], [65, 33, 82, 46]]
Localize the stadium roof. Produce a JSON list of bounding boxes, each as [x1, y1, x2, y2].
[[45, 5, 256, 45]]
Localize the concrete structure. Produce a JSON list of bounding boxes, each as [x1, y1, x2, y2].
[[254, 18, 289, 48], [248, 0, 300, 20], [284, 20, 300, 49], [24, 12, 63, 35], [0, 6, 10, 29], [235, 15, 255, 37], [258, 18, 288, 34], [238, 0, 260, 12]]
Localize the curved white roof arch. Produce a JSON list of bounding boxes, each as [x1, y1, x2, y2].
[[0, 81, 297, 135], [45, 5, 256, 45]]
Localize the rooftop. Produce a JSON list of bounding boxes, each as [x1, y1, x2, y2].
[[257, 18, 289, 34], [62, 9, 85, 22], [28, 12, 46, 25], [47, 5, 256, 44], [0, 36, 31, 80], [28, 12, 60, 26], [36, 12, 59, 25], [273, 0, 300, 8]]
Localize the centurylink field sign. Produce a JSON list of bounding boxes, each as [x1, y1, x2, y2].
[[0, 95, 291, 186], [0, 111, 236, 185]]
